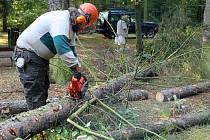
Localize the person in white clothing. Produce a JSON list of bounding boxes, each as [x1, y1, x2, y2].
[[14, 3, 98, 110], [115, 15, 129, 46]]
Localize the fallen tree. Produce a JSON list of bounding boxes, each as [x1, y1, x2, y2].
[[0, 100, 27, 115], [0, 72, 151, 115], [0, 72, 137, 139], [111, 109, 210, 140], [112, 89, 149, 103], [0, 98, 60, 115], [156, 82, 210, 102], [0, 89, 151, 115], [0, 98, 79, 140], [0, 88, 150, 115]]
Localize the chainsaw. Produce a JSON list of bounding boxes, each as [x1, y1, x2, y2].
[[67, 74, 89, 99]]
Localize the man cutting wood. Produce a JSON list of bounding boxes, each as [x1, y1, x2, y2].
[[13, 3, 98, 110]]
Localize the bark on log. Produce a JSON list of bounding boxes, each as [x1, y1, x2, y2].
[[0, 98, 60, 115], [0, 88, 149, 115], [156, 82, 210, 102], [111, 109, 210, 140], [0, 72, 136, 139], [0, 72, 136, 115], [93, 72, 135, 99], [0, 89, 151, 115], [112, 89, 149, 103], [0, 98, 81, 140], [0, 87, 150, 116], [127, 89, 149, 101], [0, 100, 27, 115]]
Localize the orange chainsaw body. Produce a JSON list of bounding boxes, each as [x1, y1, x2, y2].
[[67, 75, 87, 99]]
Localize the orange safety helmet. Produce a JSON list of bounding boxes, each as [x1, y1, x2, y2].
[[79, 3, 98, 26]]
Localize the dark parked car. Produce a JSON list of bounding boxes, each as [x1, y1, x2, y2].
[[96, 8, 159, 39]]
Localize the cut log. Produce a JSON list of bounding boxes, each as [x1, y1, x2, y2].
[[112, 89, 149, 103], [0, 98, 81, 140], [0, 100, 27, 115], [93, 72, 135, 99], [0, 89, 149, 115], [127, 89, 149, 101], [0, 72, 136, 139], [0, 88, 150, 116], [0, 72, 136, 115], [156, 82, 210, 102], [111, 109, 210, 140], [0, 98, 60, 115]]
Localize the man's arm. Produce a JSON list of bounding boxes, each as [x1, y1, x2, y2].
[[50, 21, 80, 68]]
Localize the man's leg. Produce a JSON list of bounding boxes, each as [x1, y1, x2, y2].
[[17, 51, 49, 110]]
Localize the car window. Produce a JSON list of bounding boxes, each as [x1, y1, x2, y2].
[[110, 14, 121, 22]]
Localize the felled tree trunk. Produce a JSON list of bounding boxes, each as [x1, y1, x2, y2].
[[0, 88, 149, 115], [0, 72, 136, 139], [112, 89, 149, 103], [93, 72, 135, 99], [0, 98, 81, 140], [156, 82, 210, 102], [0, 100, 27, 115], [0, 98, 60, 115], [111, 109, 210, 140]]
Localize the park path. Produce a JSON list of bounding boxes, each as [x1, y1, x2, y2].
[[0, 32, 8, 46]]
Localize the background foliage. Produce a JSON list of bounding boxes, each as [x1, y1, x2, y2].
[[0, 0, 207, 83], [0, 0, 206, 30]]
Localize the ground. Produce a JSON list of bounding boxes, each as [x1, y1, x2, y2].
[[0, 32, 210, 139]]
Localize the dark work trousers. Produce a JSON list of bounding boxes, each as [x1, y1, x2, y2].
[[14, 48, 50, 110]]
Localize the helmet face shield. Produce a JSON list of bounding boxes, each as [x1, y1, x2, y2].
[[85, 13, 91, 24]]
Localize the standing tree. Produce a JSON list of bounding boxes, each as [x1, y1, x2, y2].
[[134, 0, 143, 55], [48, 0, 61, 11], [1, 0, 11, 32], [69, 0, 75, 7], [63, 0, 70, 9], [203, 0, 210, 44], [144, 0, 148, 21]]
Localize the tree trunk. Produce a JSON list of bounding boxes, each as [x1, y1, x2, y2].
[[0, 89, 150, 115], [203, 0, 210, 43], [69, 0, 75, 7], [135, 1, 143, 55], [0, 72, 137, 139], [0, 98, 60, 115], [1, 72, 150, 115], [63, 0, 70, 10], [144, 0, 148, 21], [156, 82, 210, 102], [93, 72, 135, 99], [111, 109, 210, 140], [0, 98, 78, 140], [48, 0, 61, 11], [2, 0, 8, 32], [2, 11, 7, 32], [112, 89, 149, 103], [0, 100, 28, 115]]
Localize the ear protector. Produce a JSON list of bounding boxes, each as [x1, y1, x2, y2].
[[75, 14, 91, 25]]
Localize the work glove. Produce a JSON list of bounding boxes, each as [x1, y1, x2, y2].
[[70, 64, 81, 81]]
